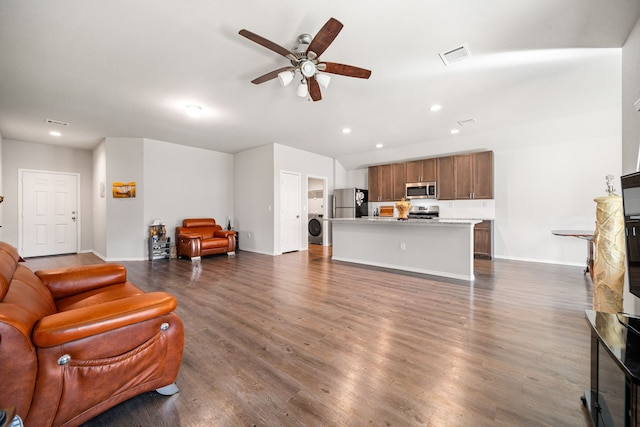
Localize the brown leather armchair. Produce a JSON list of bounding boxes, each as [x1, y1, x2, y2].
[[0, 241, 184, 427], [176, 218, 236, 259]]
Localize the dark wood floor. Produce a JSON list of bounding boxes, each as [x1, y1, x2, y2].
[[24, 246, 595, 426]]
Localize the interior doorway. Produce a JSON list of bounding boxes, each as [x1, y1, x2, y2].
[[307, 176, 327, 245]]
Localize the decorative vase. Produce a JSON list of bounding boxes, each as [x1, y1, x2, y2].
[[592, 195, 625, 313], [395, 198, 411, 220]]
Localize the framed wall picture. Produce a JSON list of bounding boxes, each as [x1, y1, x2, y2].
[[112, 181, 136, 198]]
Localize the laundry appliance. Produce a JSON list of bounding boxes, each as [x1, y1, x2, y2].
[[308, 213, 323, 244]]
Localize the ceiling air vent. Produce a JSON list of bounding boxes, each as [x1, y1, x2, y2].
[[439, 44, 471, 66], [45, 119, 70, 126], [457, 118, 477, 127]]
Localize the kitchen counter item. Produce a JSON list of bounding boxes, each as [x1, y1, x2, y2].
[[408, 205, 439, 220], [379, 206, 394, 217], [395, 198, 411, 220]]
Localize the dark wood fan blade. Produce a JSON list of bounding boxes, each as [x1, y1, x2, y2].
[[322, 62, 372, 79], [251, 67, 293, 84], [306, 18, 343, 58], [239, 29, 293, 58], [308, 77, 322, 101]]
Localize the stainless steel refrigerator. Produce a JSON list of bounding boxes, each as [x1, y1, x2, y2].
[[332, 188, 368, 218]]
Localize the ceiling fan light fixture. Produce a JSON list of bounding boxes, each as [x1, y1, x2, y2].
[[296, 80, 308, 97], [239, 18, 371, 102], [300, 60, 316, 78], [316, 73, 331, 89], [278, 70, 294, 87]]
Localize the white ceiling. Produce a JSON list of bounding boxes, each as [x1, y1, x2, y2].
[[1, 0, 639, 169]]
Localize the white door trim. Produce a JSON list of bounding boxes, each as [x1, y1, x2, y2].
[[18, 168, 81, 256]]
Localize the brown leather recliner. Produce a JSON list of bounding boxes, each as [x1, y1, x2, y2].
[[176, 218, 236, 260], [0, 241, 184, 427]]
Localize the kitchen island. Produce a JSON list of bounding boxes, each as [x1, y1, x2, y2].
[[330, 217, 481, 281]]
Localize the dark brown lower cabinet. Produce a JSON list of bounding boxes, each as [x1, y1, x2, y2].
[[474, 220, 493, 259]]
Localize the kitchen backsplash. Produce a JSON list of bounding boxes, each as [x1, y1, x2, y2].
[[368, 199, 495, 220]]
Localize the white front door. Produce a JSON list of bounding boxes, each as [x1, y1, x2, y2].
[[21, 170, 79, 257], [280, 171, 301, 253]]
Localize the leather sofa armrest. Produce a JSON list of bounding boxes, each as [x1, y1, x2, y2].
[[214, 230, 236, 238], [177, 234, 201, 257], [35, 264, 127, 299], [32, 292, 177, 347]]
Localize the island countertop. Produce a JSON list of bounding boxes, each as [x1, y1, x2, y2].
[[329, 217, 482, 225], [330, 217, 480, 280]]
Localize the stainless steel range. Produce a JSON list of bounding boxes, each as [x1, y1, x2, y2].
[[407, 205, 439, 220]]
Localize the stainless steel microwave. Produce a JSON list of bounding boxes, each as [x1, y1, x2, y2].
[[406, 182, 436, 199]]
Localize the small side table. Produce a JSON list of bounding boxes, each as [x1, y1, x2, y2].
[[551, 230, 594, 276], [148, 224, 170, 261], [148, 238, 170, 260]]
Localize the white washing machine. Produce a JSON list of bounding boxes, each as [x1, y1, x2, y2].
[[308, 214, 323, 244]]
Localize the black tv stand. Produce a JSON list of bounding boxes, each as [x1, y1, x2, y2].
[[585, 310, 640, 426]]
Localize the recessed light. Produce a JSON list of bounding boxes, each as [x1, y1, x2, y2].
[[430, 104, 442, 112], [185, 105, 203, 118], [49, 131, 61, 137], [342, 128, 351, 134], [376, 143, 383, 148], [450, 129, 460, 135]]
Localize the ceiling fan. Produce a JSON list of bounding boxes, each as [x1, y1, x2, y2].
[[238, 17, 371, 101]]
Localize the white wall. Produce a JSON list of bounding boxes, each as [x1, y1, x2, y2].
[[494, 121, 620, 264], [143, 138, 234, 248], [234, 143, 336, 255], [307, 197, 324, 216], [92, 140, 107, 257], [105, 137, 145, 260], [98, 137, 234, 260], [345, 168, 367, 190], [334, 159, 348, 188], [234, 144, 274, 255], [308, 177, 324, 216], [2, 139, 94, 252]]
